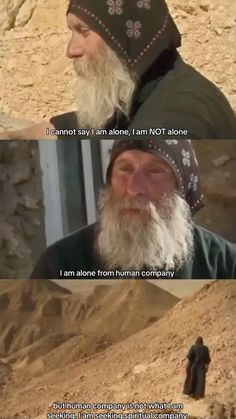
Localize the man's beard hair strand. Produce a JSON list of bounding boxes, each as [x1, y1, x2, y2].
[[74, 46, 136, 129], [95, 187, 194, 272]]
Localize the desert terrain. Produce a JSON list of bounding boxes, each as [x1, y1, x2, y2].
[[0, 279, 235, 419]]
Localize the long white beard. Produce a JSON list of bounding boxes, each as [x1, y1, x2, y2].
[[74, 46, 136, 129], [96, 187, 194, 271]]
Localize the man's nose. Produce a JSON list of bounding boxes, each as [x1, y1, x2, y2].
[[66, 35, 84, 59], [126, 172, 147, 197]]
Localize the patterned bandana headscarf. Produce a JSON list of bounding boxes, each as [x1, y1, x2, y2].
[[106, 139, 204, 214], [67, 0, 181, 79]]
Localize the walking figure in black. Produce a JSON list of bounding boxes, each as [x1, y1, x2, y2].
[[183, 337, 211, 400]]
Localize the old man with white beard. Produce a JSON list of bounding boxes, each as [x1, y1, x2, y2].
[[31, 139, 236, 279], [1, 0, 236, 140]]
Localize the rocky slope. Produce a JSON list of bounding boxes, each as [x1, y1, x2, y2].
[[0, 279, 179, 364], [0, 280, 235, 419]]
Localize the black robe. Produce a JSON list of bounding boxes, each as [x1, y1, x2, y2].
[[30, 224, 236, 279], [183, 343, 211, 398]]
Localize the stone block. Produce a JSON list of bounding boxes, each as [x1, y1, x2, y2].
[[0, 183, 18, 215], [2, 141, 31, 163], [18, 195, 40, 210], [202, 170, 236, 205], [8, 160, 32, 184]]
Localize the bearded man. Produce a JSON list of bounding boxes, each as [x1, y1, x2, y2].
[[1, 0, 236, 140], [30, 139, 236, 279]]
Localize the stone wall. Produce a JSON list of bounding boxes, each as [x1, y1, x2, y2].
[[0, 141, 46, 279], [194, 140, 236, 243]]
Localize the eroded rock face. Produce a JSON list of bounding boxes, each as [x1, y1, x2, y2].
[[0, 140, 45, 279], [208, 401, 236, 419], [0, 0, 37, 30], [194, 140, 236, 242], [180, 397, 236, 419], [0, 359, 13, 395]]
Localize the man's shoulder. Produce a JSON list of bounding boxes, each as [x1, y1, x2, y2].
[[50, 223, 96, 252], [30, 223, 97, 279], [160, 58, 222, 94], [202, 344, 209, 350], [184, 225, 236, 279], [194, 225, 236, 250], [158, 59, 235, 111], [131, 57, 236, 139]]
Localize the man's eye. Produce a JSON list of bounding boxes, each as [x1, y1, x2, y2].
[[148, 169, 163, 174], [76, 27, 90, 34], [118, 166, 132, 172]]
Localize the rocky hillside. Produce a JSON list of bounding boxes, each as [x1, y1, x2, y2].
[[0, 280, 235, 419], [0, 279, 178, 362]]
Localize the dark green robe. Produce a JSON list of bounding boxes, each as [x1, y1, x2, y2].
[[50, 55, 236, 140], [30, 224, 236, 279]]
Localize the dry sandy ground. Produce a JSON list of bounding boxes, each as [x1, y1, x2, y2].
[[0, 0, 235, 125], [0, 280, 235, 419]]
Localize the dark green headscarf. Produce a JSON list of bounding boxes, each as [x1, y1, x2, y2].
[[67, 0, 181, 79]]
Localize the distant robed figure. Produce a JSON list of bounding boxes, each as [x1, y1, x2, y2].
[[183, 336, 211, 400]]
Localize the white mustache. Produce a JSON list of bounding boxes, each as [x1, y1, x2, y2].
[[119, 203, 151, 216], [112, 196, 161, 215], [73, 58, 87, 76]]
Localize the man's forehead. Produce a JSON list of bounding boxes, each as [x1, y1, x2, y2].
[[67, 12, 88, 29], [114, 149, 169, 166]]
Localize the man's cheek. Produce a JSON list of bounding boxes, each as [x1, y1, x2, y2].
[[111, 181, 126, 197]]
